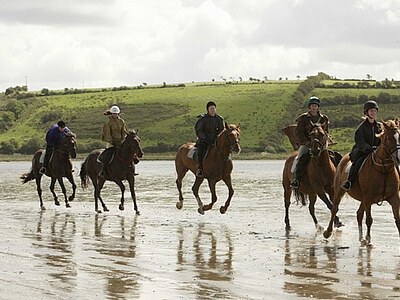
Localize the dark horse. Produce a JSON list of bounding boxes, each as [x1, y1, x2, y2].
[[282, 123, 343, 230], [21, 133, 77, 210], [175, 122, 241, 215], [80, 130, 143, 214], [324, 119, 400, 245]]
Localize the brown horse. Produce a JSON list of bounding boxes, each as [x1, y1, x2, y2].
[[175, 122, 241, 215], [80, 130, 143, 214], [324, 119, 400, 245], [21, 133, 77, 210], [282, 123, 343, 230]]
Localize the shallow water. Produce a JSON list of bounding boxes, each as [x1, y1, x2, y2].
[[1, 160, 400, 299]]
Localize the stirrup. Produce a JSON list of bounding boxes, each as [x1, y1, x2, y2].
[[340, 180, 351, 191], [196, 168, 204, 177], [99, 170, 106, 178], [290, 179, 299, 189], [39, 167, 46, 175]]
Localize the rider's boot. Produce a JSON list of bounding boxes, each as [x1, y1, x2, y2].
[[340, 163, 355, 191]]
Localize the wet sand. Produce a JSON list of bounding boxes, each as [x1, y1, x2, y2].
[[1, 161, 400, 299]]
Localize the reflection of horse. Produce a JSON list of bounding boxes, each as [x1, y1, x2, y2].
[[80, 130, 143, 213], [21, 133, 77, 209], [282, 123, 343, 230], [175, 123, 241, 215], [324, 119, 400, 245]]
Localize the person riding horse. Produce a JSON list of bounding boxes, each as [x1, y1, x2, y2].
[[195, 101, 224, 177], [290, 96, 330, 189], [39, 120, 71, 174], [340, 100, 381, 191], [99, 105, 139, 177]]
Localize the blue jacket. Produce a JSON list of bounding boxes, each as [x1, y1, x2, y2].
[[46, 124, 70, 146]]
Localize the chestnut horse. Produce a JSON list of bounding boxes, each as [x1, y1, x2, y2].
[[282, 123, 343, 230], [324, 119, 400, 245], [80, 130, 143, 214], [175, 122, 240, 215], [21, 133, 77, 210]]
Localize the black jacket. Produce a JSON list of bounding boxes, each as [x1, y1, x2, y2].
[[350, 118, 382, 161], [195, 113, 224, 144]]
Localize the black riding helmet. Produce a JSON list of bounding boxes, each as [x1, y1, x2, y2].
[[364, 100, 378, 115], [307, 96, 320, 108], [206, 101, 216, 111]]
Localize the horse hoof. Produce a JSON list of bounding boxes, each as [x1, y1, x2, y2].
[[220, 206, 226, 214], [198, 207, 204, 215], [323, 230, 332, 239], [285, 225, 291, 231], [176, 201, 183, 210], [66, 204, 71, 208], [119, 204, 124, 211], [68, 196, 74, 202], [334, 221, 345, 228], [136, 210, 140, 215], [96, 210, 102, 214], [41, 205, 46, 211], [103, 207, 109, 212], [55, 201, 60, 206]]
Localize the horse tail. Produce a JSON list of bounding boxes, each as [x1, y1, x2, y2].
[[294, 189, 308, 206], [21, 169, 34, 184], [80, 159, 90, 189]]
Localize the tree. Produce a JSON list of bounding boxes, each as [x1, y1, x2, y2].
[[41, 88, 49, 96], [19, 137, 44, 154], [0, 140, 18, 154], [263, 76, 268, 81], [366, 74, 371, 80], [296, 75, 300, 80], [5, 99, 25, 119]]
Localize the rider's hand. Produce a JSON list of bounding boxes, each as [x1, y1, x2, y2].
[[371, 146, 378, 152]]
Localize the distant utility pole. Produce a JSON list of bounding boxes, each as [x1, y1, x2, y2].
[[25, 76, 28, 89], [82, 82, 85, 89]]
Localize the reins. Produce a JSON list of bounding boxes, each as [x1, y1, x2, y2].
[[116, 148, 137, 164]]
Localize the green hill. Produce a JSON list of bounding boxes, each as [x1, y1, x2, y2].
[[0, 75, 399, 156]]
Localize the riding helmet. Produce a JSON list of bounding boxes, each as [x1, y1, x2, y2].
[[363, 100, 378, 114], [206, 101, 216, 110], [307, 96, 320, 108], [110, 105, 120, 114]]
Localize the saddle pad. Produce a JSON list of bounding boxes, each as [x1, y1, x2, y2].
[[344, 157, 368, 175], [39, 151, 46, 164], [188, 146, 197, 160], [291, 156, 298, 173]]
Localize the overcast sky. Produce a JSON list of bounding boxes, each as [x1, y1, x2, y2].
[[1, 0, 400, 91]]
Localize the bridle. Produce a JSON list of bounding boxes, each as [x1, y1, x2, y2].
[[309, 126, 328, 157], [373, 127, 400, 167], [215, 128, 240, 161], [116, 133, 141, 164], [56, 135, 76, 158]]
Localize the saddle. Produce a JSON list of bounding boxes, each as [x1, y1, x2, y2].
[[39, 150, 55, 164], [187, 145, 210, 163], [345, 156, 368, 175], [97, 147, 116, 164]]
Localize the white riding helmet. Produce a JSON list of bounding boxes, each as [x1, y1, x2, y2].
[[110, 105, 120, 114]]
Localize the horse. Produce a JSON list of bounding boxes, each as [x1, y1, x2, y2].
[[80, 130, 143, 214], [21, 132, 77, 210], [324, 119, 400, 245], [175, 122, 241, 215], [282, 123, 343, 230]]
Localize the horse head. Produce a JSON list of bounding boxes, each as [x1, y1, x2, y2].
[[221, 122, 241, 154], [123, 129, 143, 158], [60, 132, 77, 159], [376, 118, 400, 165], [308, 122, 328, 157]]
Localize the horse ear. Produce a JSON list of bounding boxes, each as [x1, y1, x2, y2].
[[381, 120, 389, 130], [322, 122, 328, 132], [395, 118, 400, 127], [224, 121, 229, 130], [136, 129, 139, 134], [237, 123, 240, 130]]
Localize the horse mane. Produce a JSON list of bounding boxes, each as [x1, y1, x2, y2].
[[376, 119, 398, 138], [65, 132, 76, 138], [126, 129, 137, 135]]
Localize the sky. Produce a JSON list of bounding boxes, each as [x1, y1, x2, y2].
[[1, 0, 400, 91]]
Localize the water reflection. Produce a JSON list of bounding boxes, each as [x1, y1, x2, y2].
[[24, 211, 77, 292], [177, 223, 234, 299], [91, 214, 141, 299]]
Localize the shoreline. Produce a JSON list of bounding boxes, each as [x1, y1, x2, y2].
[[0, 152, 290, 162]]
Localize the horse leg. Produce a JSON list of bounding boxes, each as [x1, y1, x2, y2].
[[283, 184, 291, 230], [49, 177, 60, 206], [176, 167, 188, 210], [127, 175, 139, 215], [309, 194, 323, 231], [192, 176, 205, 215], [220, 175, 234, 214], [57, 177, 70, 208], [35, 176, 45, 210], [389, 194, 400, 240], [66, 173, 76, 202], [203, 179, 217, 211], [326, 189, 344, 228], [323, 188, 346, 239], [97, 178, 108, 212], [114, 178, 126, 211], [364, 202, 373, 246], [357, 203, 365, 243]]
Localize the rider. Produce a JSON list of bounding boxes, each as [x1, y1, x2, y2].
[[39, 120, 71, 174], [99, 105, 139, 177], [340, 100, 381, 191], [195, 101, 224, 177], [290, 96, 329, 189]]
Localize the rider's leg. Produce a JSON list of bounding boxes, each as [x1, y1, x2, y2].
[[40, 145, 53, 174], [99, 148, 113, 177], [291, 145, 310, 189], [196, 142, 208, 177], [341, 156, 365, 191]]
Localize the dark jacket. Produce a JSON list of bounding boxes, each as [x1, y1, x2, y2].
[[46, 124, 70, 146], [350, 119, 382, 161], [295, 112, 329, 146], [195, 113, 224, 144]]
